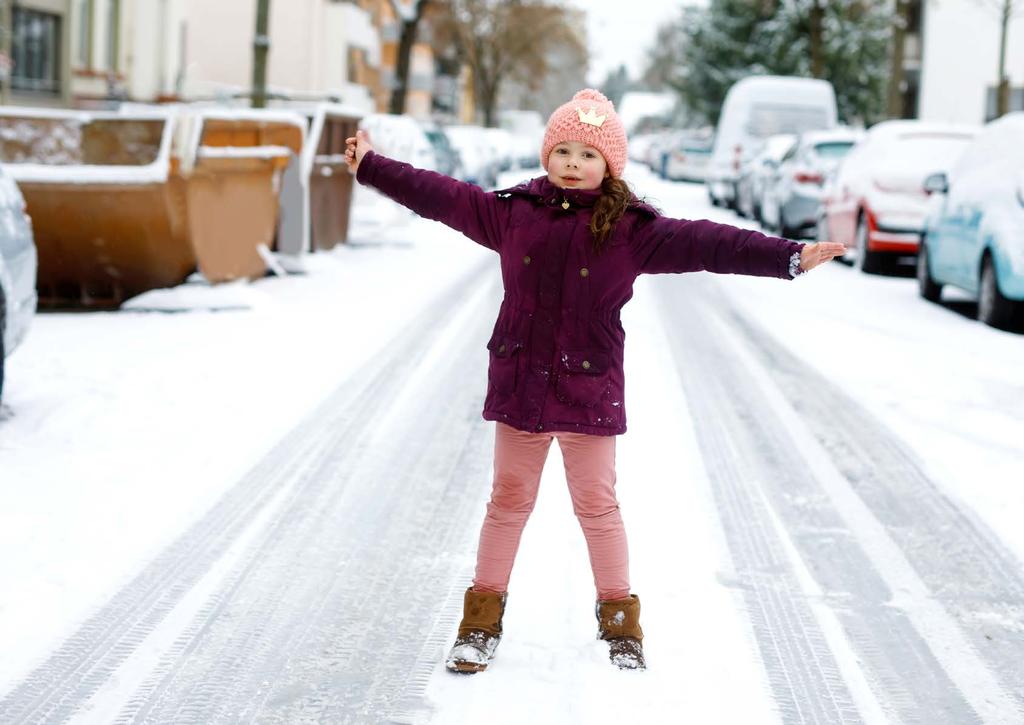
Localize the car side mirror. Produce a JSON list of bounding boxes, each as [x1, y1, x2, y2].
[[923, 172, 948, 195]]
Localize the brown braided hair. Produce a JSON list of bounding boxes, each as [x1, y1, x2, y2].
[[590, 176, 634, 253]]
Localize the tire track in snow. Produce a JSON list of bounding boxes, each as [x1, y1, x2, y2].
[[717, 282, 1024, 719], [653, 276, 863, 725], [0, 259, 495, 724], [117, 273, 499, 724], [655, 273, 1023, 723]]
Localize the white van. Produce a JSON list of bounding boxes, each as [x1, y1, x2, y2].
[[707, 76, 838, 208]]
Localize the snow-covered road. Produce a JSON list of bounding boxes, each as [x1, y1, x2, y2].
[[1, 166, 1022, 724]]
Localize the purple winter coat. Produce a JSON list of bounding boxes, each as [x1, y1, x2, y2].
[[356, 150, 805, 436]]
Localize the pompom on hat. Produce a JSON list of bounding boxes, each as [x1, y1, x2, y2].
[[541, 88, 628, 178]]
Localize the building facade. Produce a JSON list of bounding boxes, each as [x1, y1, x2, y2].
[[178, 0, 376, 110], [1, 0, 73, 106], [0, 0, 447, 115], [908, 0, 1024, 124]]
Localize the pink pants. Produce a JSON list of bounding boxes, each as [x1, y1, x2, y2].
[[472, 422, 631, 601]]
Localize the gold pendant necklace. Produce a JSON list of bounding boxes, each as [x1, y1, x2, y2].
[[561, 199, 570, 210]]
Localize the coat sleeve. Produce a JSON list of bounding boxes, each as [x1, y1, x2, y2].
[[632, 214, 806, 279], [355, 150, 511, 252]]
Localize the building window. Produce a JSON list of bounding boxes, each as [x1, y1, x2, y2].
[[12, 8, 62, 94], [106, 0, 120, 71]]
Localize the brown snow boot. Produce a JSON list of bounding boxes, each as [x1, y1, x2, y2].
[[596, 594, 646, 670], [445, 587, 508, 673]]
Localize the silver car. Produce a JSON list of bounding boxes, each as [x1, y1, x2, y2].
[[762, 128, 864, 238], [0, 164, 38, 403], [735, 133, 796, 221]]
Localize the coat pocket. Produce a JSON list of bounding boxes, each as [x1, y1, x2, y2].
[[487, 333, 523, 395], [555, 349, 611, 407]]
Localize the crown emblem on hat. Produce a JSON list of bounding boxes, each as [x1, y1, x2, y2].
[[577, 106, 606, 127]]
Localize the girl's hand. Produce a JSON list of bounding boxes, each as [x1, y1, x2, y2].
[[799, 241, 846, 273], [345, 129, 374, 174]]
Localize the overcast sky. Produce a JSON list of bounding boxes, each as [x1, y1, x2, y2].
[[569, 0, 705, 86]]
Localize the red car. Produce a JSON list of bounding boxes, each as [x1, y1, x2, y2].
[[816, 121, 977, 273]]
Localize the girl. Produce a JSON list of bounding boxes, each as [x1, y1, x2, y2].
[[345, 89, 843, 674]]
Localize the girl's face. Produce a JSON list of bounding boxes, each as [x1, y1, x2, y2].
[[547, 141, 609, 190]]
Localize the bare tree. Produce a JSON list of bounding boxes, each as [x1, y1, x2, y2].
[[434, 0, 585, 126], [388, 0, 432, 115]]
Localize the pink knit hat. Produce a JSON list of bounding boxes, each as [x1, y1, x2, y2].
[[541, 88, 628, 178]]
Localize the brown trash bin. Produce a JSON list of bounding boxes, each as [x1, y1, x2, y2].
[[300, 104, 363, 252], [182, 146, 292, 283], [192, 109, 309, 259], [0, 108, 291, 308]]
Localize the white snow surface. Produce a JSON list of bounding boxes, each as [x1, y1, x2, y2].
[[1, 163, 1022, 722]]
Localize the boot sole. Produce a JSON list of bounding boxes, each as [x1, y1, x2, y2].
[[446, 660, 488, 674]]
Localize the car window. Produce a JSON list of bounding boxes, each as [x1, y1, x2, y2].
[[746, 104, 830, 138], [813, 141, 855, 159]]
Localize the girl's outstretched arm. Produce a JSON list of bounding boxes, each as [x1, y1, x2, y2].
[[345, 130, 511, 252], [633, 214, 843, 279]]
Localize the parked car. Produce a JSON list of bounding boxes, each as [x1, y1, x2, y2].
[[645, 130, 681, 177], [419, 120, 462, 178], [817, 120, 977, 273], [664, 133, 714, 183], [761, 128, 862, 237], [359, 113, 439, 171], [482, 127, 515, 173], [628, 133, 660, 165], [0, 164, 38, 403], [707, 76, 837, 209], [498, 110, 545, 169], [735, 133, 796, 220], [918, 112, 1024, 328], [444, 125, 498, 188]]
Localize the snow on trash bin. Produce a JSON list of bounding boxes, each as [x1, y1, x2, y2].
[[0, 107, 294, 308]]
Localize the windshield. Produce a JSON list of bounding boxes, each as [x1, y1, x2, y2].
[[889, 134, 974, 169], [813, 141, 855, 160], [747, 104, 829, 138]]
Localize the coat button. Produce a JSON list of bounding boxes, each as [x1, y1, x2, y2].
[[523, 255, 531, 265], [582, 360, 591, 370], [580, 268, 589, 277], [498, 344, 506, 353]]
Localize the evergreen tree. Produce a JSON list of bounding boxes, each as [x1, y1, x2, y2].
[[648, 0, 890, 126], [599, 65, 632, 108]]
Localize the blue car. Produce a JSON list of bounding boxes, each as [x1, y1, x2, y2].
[[919, 113, 1024, 329], [0, 163, 38, 402]]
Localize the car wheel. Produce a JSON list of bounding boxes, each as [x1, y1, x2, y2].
[[778, 208, 796, 239], [854, 215, 883, 274], [728, 184, 741, 211], [978, 255, 1017, 329], [916, 238, 943, 302]]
